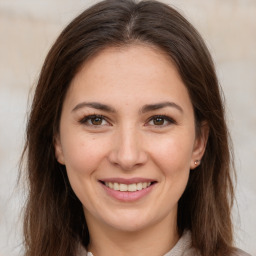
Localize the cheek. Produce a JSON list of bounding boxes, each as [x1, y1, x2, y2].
[[61, 133, 108, 177], [61, 134, 110, 208], [148, 132, 193, 199], [149, 132, 194, 173]]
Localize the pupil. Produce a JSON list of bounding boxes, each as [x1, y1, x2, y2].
[[92, 117, 102, 125], [154, 117, 164, 125]]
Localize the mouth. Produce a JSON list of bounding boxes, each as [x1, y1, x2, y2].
[[100, 181, 156, 192], [99, 178, 157, 202]]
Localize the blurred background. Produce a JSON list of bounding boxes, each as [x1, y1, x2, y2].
[[0, 0, 255, 255]]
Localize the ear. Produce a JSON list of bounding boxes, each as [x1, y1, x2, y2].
[[190, 121, 209, 169], [54, 134, 65, 165]]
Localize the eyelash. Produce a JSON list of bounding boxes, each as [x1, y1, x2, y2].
[[146, 115, 177, 127], [79, 114, 109, 126], [79, 114, 177, 127]]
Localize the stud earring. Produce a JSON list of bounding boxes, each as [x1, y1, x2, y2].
[[194, 160, 200, 165]]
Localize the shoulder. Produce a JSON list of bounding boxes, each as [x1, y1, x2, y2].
[[177, 231, 252, 256], [76, 244, 87, 256], [231, 248, 252, 256]]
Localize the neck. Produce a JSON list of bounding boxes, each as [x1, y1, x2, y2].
[[86, 213, 179, 256]]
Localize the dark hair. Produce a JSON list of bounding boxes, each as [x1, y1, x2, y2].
[[21, 0, 235, 255]]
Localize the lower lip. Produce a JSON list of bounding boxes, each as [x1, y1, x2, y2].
[[100, 182, 156, 202]]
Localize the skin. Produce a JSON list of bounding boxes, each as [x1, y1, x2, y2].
[[55, 45, 208, 256]]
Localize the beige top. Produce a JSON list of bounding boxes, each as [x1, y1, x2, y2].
[[78, 230, 251, 256]]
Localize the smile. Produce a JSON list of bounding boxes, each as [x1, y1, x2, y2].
[[99, 178, 157, 202], [104, 182, 152, 192]]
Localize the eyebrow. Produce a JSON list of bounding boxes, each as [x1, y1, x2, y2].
[[72, 101, 183, 113], [140, 101, 183, 113], [72, 102, 116, 113]]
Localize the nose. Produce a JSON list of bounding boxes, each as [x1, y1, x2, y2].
[[108, 126, 148, 171]]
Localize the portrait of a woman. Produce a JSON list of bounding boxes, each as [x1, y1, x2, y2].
[[20, 0, 251, 255]]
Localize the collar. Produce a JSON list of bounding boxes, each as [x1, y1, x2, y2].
[[78, 230, 194, 256]]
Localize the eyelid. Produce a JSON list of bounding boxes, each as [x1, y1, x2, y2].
[[79, 114, 111, 126], [78, 114, 176, 127], [146, 115, 177, 127]]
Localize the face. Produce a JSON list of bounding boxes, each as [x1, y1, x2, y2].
[[55, 45, 208, 234]]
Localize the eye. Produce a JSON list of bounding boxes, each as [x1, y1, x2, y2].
[[79, 115, 109, 126], [147, 115, 176, 127]]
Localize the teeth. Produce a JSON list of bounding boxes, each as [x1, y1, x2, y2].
[[142, 182, 147, 189], [113, 183, 119, 190], [128, 184, 136, 192], [120, 184, 127, 191], [137, 183, 142, 190], [104, 182, 152, 191]]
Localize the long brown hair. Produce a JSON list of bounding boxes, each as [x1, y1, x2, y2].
[[21, 0, 235, 255]]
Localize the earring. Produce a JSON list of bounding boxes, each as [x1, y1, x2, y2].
[[194, 160, 200, 165]]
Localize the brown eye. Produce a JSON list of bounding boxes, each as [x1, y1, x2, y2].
[[80, 115, 109, 126], [153, 117, 165, 125], [91, 116, 103, 125], [147, 115, 176, 127]]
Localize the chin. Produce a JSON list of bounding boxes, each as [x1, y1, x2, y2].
[[109, 220, 150, 233], [102, 210, 158, 233]]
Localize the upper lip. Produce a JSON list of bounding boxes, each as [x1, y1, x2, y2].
[[99, 177, 157, 184]]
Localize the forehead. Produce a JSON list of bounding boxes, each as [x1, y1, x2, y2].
[[64, 44, 192, 112], [76, 45, 174, 81]]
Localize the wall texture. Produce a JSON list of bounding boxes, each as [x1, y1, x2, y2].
[[0, 0, 255, 255]]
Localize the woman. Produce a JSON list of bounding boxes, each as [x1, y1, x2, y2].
[[21, 0, 250, 256]]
